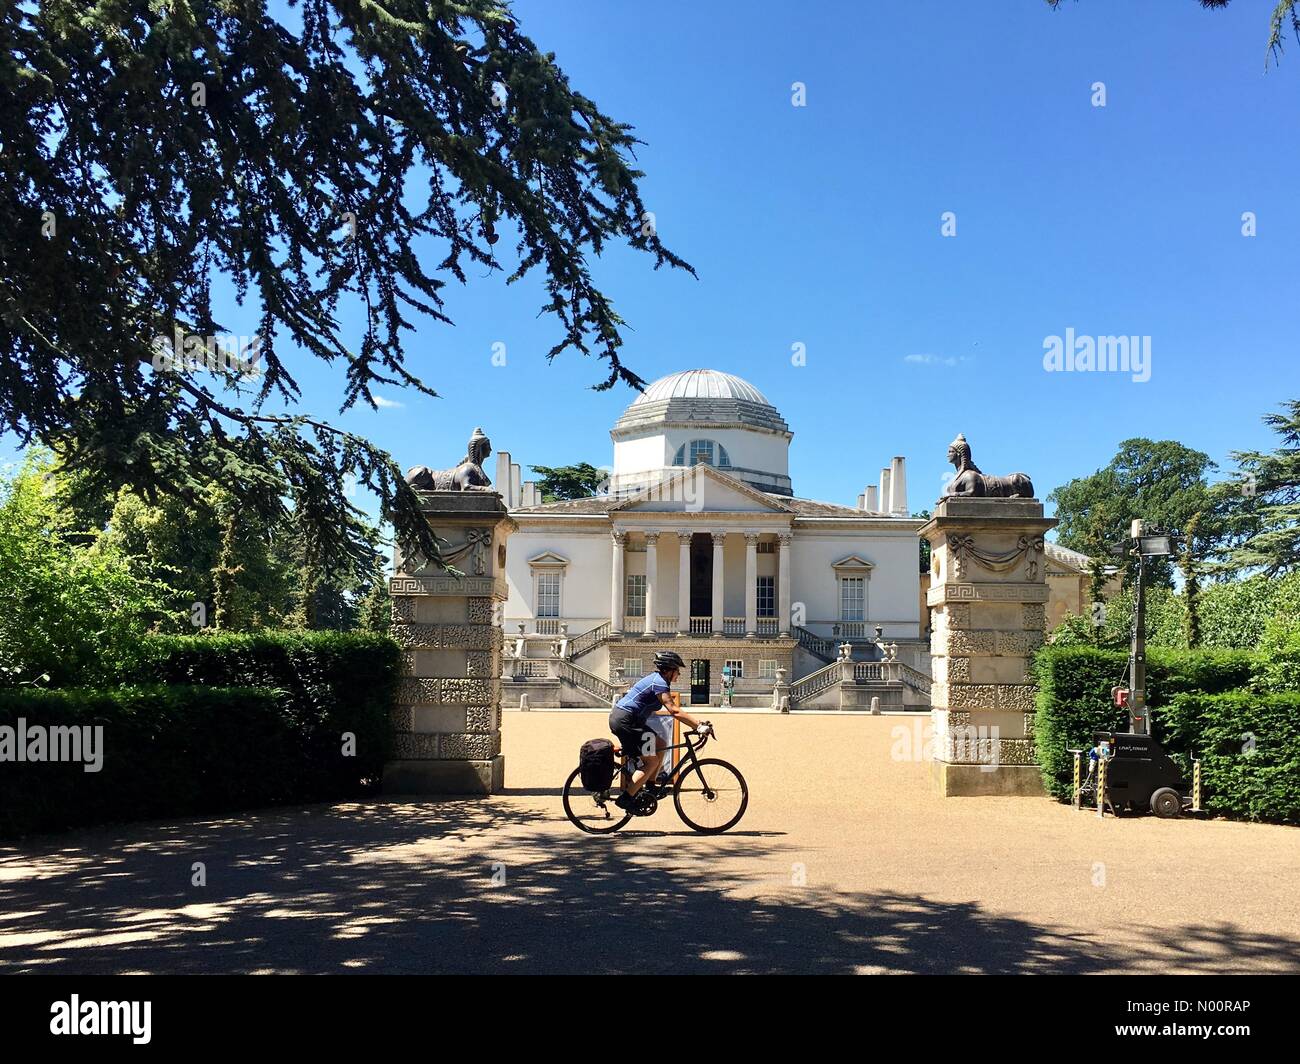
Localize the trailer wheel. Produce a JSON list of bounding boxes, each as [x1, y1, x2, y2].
[[1150, 787, 1182, 819]]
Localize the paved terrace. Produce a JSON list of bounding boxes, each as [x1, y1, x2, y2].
[[1, 712, 1297, 974]]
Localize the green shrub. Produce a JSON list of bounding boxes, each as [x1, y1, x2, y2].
[[0, 454, 173, 688], [1162, 691, 1300, 822], [135, 630, 400, 799], [0, 686, 285, 835], [0, 632, 401, 836], [1032, 646, 1254, 799]]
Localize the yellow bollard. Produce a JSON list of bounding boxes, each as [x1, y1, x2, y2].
[[1192, 758, 1202, 813], [1096, 755, 1107, 819], [1072, 750, 1082, 810]]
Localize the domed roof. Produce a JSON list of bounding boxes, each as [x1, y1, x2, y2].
[[614, 369, 790, 437], [631, 369, 773, 407]]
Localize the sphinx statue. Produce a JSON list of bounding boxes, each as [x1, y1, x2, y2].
[[943, 433, 1034, 498], [405, 426, 496, 492]]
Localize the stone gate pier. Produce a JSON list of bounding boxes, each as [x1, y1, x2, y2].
[[920, 442, 1056, 796], [385, 471, 516, 794]]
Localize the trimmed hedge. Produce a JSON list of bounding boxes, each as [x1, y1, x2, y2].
[[0, 631, 401, 836], [136, 630, 399, 797], [1032, 646, 1254, 800], [1162, 690, 1300, 823]]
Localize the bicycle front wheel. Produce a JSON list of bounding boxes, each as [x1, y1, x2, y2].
[[673, 758, 748, 834], [562, 766, 633, 834]]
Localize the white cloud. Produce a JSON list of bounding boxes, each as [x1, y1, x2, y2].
[[372, 395, 404, 409], [904, 353, 971, 367]]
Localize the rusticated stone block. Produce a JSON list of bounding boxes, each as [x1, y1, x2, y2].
[[997, 738, 1037, 765], [941, 629, 996, 656], [390, 623, 499, 651], [441, 677, 496, 704], [466, 705, 495, 732], [466, 651, 493, 677], [996, 630, 1045, 656], [440, 732, 502, 760], [395, 677, 441, 704], [997, 684, 1037, 711], [392, 733, 440, 759], [1024, 712, 1036, 738], [947, 683, 998, 710], [1022, 603, 1046, 631], [391, 596, 417, 623], [467, 597, 494, 623], [948, 657, 970, 683], [390, 705, 415, 732]]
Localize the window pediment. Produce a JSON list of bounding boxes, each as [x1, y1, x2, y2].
[[527, 550, 570, 569], [831, 554, 875, 574]]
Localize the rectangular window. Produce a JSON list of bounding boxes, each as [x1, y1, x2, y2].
[[626, 574, 646, 617], [724, 659, 744, 679], [756, 541, 775, 554], [536, 572, 560, 618], [623, 658, 643, 678], [840, 577, 865, 622], [759, 659, 778, 680], [756, 575, 776, 617]]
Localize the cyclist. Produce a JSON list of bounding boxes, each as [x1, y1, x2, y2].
[[609, 649, 710, 809]]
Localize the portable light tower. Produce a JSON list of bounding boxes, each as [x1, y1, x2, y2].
[[1124, 519, 1175, 735]]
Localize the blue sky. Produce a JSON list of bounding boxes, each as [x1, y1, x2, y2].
[[9, 0, 1300, 523]]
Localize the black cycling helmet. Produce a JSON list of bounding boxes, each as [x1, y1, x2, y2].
[[654, 650, 686, 672]]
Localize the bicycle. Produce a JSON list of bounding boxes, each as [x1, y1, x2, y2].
[[561, 723, 749, 835]]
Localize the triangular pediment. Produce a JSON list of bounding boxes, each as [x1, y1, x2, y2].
[[610, 465, 793, 514], [831, 554, 876, 572], [527, 550, 569, 568]]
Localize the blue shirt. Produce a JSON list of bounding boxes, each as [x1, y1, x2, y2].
[[615, 672, 670, 725]]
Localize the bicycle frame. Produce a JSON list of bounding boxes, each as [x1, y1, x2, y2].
[[619, 730, 710, 788]]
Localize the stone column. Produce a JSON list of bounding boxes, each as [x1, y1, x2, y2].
[[610, 530, 626, 635], [710, 531, 726, 635], [386, 491, 515, 795], [777, 532, 793, 636], [677, 531, 691, 635], [743, 532, 759, 638], [919, 497, 1056, 797], [644, 530, 659, 636]]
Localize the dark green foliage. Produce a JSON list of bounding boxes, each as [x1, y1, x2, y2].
[[1032, 646, 1254, 799], [1, 0, 691, 578], [1048, 570, 1300, 651], [1047, 438, 1226, 588], [1218, 400, 1300, 575], [136, 630, 399, 787], [1162, 691, 1300, 822], [529, 463, 607, 502], [0, 631, 400, 836], [0, 686, 281, 835]]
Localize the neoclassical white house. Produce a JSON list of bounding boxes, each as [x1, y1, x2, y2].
[[495, 369, 930, 709]]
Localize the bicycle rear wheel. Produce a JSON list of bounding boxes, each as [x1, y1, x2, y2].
[[673, 758, 748, 834], [562, 766, 633, 834]]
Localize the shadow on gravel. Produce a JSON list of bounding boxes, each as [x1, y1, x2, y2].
[[1, 799, 1296, 975]]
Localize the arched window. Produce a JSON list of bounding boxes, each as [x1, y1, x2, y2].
[[673, 440, 731, 468]]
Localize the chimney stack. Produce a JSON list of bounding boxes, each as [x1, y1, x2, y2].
[[890, 456, 908, 516], [865, 485, 879, 512], [879, 468, 891, 518]]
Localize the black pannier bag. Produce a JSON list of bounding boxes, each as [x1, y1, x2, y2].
[[578, 738, 616, 791]]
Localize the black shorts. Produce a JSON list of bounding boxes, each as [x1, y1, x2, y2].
[[609, 707, 661, 760]]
